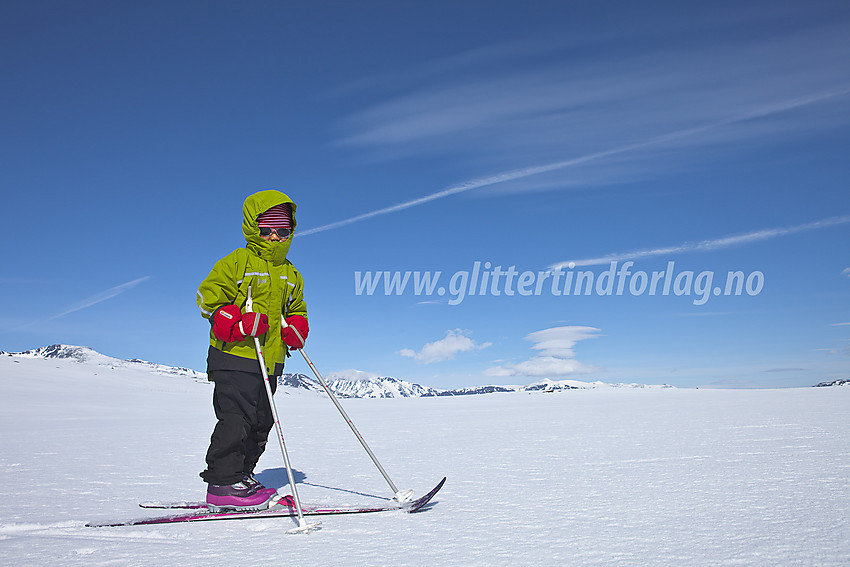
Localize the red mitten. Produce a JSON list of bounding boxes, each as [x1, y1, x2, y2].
[[281, 315, 309, 348], [233, 312, 270, 341], [212, 305, 269, 342], [212, 305, 242, 342]]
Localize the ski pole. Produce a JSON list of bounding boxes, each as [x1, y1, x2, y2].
[[282, 317, 414, 503], [246, 287, 320, 534]]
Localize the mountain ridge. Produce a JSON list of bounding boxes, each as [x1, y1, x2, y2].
[[2, 344, 207, 381], [2, 344, 680, 397]]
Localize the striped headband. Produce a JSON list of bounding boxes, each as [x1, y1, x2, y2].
[[257, 204, 292, 229]]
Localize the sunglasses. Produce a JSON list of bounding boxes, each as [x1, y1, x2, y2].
[[259, 226, 293, 238]]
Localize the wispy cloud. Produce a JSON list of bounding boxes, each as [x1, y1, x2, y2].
[[299, 17, 849, 236], [484, 326, 601, 377], [300, 91, 848, 237], [550, 215, 850, 269], [818, 346, 850, 357], [50, 276, 152, 319], [398, 329, 491, 364], [338, 14, 850, 159]]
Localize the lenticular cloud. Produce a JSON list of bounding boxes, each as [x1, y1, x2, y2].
[[399, 329, 491, 364], [485, 326, 601, 377]]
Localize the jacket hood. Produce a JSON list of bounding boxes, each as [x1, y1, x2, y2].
[[242, 190, 297, 265]]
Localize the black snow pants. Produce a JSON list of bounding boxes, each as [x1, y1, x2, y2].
[[200, 369, 277, 486]]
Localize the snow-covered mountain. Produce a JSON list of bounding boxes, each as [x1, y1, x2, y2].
[[325, 373, 440, 398], [284, 373, 675, 398], [814, 378, 850, 387], [436, 384, 516, 396], [4, 345, 674, 398], [2, 344, 207, 382], [279, 372, 327, 394], [521, 378, 676, 392]]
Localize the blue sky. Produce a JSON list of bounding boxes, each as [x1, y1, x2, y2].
[[2, 0, 848, 388]]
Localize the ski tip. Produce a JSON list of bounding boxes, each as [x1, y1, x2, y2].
[[427, 477, 447, 495], [406, 476, 446, 513]]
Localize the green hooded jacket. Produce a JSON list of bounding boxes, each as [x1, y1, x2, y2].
[[197, 190, 307, 376]]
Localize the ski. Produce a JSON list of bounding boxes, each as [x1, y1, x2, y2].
[[139, 500, 207, 510], [87, 477, 445, 528]]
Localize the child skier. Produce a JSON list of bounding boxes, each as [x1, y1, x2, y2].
[[196, 190, 309, 511]]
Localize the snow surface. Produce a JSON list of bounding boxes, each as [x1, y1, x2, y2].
[[1, 353, 848, 566]]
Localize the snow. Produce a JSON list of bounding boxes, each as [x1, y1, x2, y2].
[[1, 352, 848, 566]]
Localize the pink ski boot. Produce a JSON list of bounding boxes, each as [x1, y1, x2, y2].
[[206, 481, 276, 512]]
